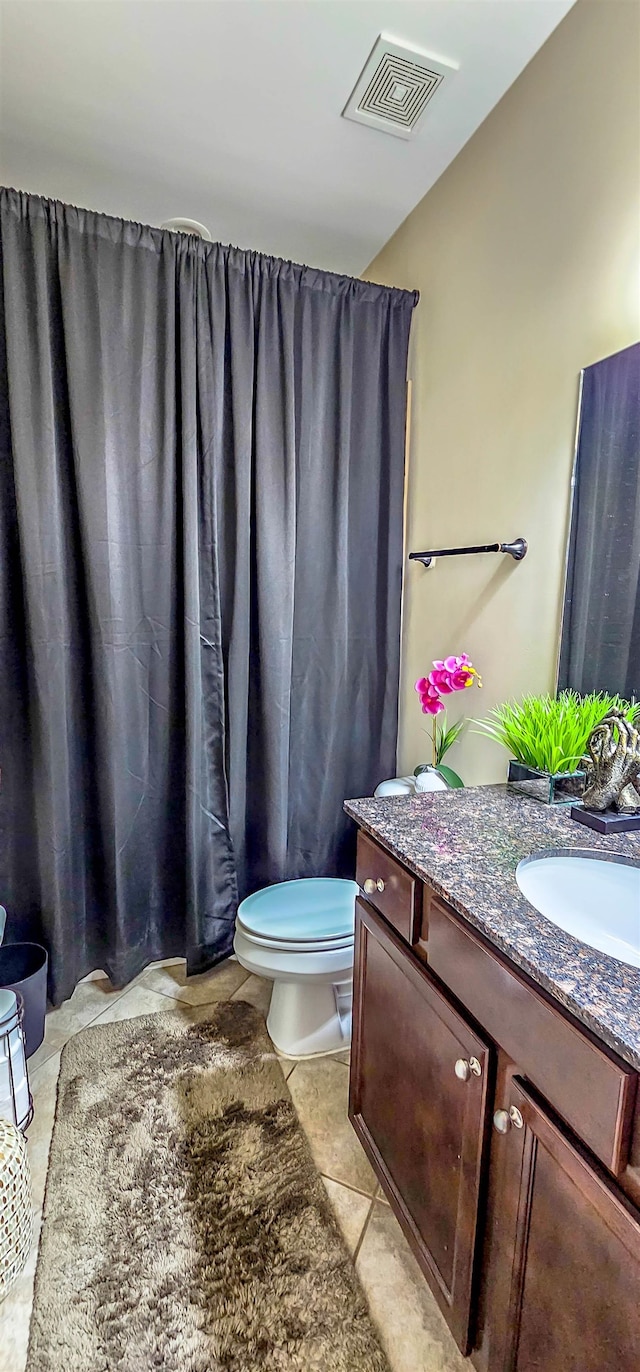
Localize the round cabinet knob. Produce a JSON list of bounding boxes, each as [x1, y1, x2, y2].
[[363, 877, 385, 895], [493, 1105, 525, 1134], [455, 1057, 482, 1082]]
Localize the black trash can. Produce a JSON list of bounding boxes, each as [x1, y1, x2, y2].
[[0, 943, 48, 1057]]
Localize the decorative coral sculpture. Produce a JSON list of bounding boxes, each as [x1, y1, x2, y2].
[[581, 709, 640, 814]]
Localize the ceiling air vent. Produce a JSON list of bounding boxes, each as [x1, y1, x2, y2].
[[342, 35, 457, 141]]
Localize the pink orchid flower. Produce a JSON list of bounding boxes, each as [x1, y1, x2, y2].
[[422, 696, 445, 715], [428, 669, 453, 694], [415, 653, 481, 720], [415, 676, 444, 714]]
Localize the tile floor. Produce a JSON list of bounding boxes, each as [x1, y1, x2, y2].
[[0, 958, 466, 1372]]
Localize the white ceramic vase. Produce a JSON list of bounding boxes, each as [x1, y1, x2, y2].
[[374, 770, 449, 798]]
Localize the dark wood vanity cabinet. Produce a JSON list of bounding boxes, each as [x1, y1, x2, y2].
[[486, 1079, 640, 1372], [350, 899, 491, 1353], [350, 829, 640, 1372]]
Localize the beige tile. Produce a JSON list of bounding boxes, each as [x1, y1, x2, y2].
[[376, 1184, 390, 1205], [28, 1045, 62, 1097], [230, 972, 273, 1018], [0, 1211, 41, 1372], [139, 956, 249, 1006], [286, 1057, 376, 1195], [356, 1203, 467, 1372], [278, 1046, 349, 1071], [27, 974, 129, 1075], [83, 958, 184, 985], [141, 956, 185, 971], [322, 1177, 372, 1256], [25, 1033, 58, 1077], [26, 1052, 61, 1211], [88, 982, 183, 1027]]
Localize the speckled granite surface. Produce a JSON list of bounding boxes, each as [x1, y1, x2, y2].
[[344, 785, 640, 1070]]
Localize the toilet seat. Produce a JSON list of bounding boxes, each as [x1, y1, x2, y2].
[[237, 877, 357, 945], [234, 921, 353, 954]]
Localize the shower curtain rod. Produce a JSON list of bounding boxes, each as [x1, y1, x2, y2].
[[408, 538, 527, 570]]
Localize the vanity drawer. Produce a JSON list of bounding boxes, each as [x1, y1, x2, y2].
[[356, 831, 420, 945], [428, 898, 637, 1175]]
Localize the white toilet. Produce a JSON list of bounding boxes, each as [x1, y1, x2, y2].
[[233, 877, 358, 1058]]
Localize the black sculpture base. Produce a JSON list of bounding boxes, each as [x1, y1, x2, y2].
[[570, 805, 640, 835]]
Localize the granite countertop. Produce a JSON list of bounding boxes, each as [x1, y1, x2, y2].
[[344, 785, 640, 1070]]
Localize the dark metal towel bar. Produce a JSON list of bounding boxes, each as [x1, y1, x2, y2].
[[408, 538, 527, 570]]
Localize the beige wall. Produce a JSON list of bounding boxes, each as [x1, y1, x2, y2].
[[367, 0, 640, 784]]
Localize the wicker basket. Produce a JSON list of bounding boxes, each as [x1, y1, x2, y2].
[[0, 1118, 33, 1301]]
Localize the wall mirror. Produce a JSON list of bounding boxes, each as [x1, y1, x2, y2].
[[558, 340, 640, 700]]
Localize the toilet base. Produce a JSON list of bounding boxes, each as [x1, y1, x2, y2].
[[266, 978, 352, 1058]]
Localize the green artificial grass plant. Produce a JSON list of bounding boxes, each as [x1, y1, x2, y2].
[[473, 690, 640, 775]]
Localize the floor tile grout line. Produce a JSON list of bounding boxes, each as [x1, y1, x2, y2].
[[320, 1171, 377, 1201], [67, 981, 162, 1029], [134, 963, 252, 1005], [136, 976, 251, 1007], [26, 1046, 59, 1088], [55, 972, 132, 1017], [28, 1047, 71, 1094], [134, 979, 193, 1004], [352, 1194, 377, 1264], [84, 983, 185, 1029]]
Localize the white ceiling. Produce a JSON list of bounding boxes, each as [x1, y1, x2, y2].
[[0, 0, 574, 275]]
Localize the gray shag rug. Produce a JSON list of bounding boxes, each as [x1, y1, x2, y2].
[[27, 1000, 389, 1372]]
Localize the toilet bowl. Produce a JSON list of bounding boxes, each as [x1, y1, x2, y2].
[[233, 877, 358, 1058]]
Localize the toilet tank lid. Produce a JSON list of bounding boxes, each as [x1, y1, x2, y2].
[[237, 878, 358, 943]]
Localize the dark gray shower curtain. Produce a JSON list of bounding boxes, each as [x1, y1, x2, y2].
[[0, 188, 416, 1004]]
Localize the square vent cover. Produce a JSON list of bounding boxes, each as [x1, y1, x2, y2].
[[343, 34, 457, 141]]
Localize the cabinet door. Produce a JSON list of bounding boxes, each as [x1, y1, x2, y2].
[[488, 1079, 640, 1372], [349, 898, 492, 1354]]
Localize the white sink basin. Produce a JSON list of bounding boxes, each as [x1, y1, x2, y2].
[[516, 851, 640, 968]]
